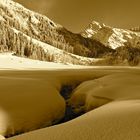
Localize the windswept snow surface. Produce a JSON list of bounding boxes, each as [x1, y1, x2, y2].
[[0, 68, 138, 139], [7, 99, 140, 140], [69, 73, 140, 112], [0, 69, 67, 138]]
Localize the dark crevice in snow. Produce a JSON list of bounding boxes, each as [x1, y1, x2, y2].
[[60, 85, 76, 100], [58, 84, 85, 123]]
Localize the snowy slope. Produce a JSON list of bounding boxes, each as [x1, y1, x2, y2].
[[0, 0, 104, 65], [69, 73, 140, 113], [82, 21, 140, 49], [0, 0, 110, 65], [7, 100, 140, 140], [0, 53, 74, 69], [0, 53, 99, 69]]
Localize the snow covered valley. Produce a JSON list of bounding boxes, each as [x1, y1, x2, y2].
[[1, 0, 140, 139]]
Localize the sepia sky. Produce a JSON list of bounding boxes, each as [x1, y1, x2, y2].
[[16, 0, 140, 33]]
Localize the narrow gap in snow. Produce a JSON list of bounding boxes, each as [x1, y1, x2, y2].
[[58, 83, 85, 123]]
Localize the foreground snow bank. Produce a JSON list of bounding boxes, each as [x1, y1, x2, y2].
[[0, 73, 65, 137], [0, 67, 139, 139], [69, 73, 140, 112], [0, 135, 5, 140], [7, 100, 140, 140]]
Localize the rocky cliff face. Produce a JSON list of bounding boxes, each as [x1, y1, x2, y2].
[[82, 21, 140, 50]]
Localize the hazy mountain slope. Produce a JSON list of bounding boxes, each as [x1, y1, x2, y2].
[[82, 21, 140, 49], [57, 28, 113, 58], [130, 26, 140, 32]]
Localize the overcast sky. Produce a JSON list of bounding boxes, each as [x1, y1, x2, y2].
[[16, 0, 140, 33]]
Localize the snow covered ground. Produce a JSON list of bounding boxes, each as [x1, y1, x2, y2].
[[7, 100, 140, 140], [69, 73, 140, 113], [5, 71, 140, 140], [0, 53, 140, 140], [0, 53, 94, 70]]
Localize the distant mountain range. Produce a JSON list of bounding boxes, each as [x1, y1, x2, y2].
[[130, 27, 140, 32], [81, 21, 140, 49], [0, 0, 140, 66]]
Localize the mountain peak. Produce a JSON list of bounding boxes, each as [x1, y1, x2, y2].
[[81, 20, 140, 49], [82, 20, 106, 38]]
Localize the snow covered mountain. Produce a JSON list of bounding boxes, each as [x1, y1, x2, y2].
[[81, 21, 140, 49], [1, 0, 140, 66], [0, 0, 112, 65]]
